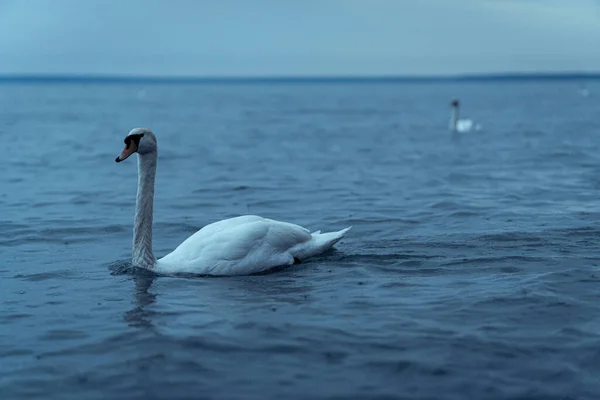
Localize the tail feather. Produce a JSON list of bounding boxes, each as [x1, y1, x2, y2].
[[313, 226, 351, 247], [290, 226, 352, 261]]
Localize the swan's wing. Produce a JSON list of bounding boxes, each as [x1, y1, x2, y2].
[[158, 216, 312, 275], [187, 215, 265, 237]]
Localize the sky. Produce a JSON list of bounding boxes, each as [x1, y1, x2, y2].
[[0, 0, 599, 76]]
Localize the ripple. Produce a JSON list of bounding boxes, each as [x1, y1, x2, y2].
[[14, 270, 77, 282], [39, 329, 89, 341], [441, 255, 548, 267], [479, 231, 545, 242]]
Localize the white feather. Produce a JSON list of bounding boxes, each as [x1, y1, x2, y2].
[[157, 216, 350, 275]]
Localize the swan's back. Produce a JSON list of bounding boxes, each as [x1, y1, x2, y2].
[[156, 215, 314, 275], [456, 119, 474, 132], [456, 119, 483, 133]]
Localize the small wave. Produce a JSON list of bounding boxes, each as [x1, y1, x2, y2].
[[478, 231, 545, 243], [39, 329, 89, 341], [14, 270, 76, 282], [441, 255, 547, 267], [0, 224, 129, 246]]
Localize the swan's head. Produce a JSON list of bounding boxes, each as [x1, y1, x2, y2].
[[115, 128, 157, 162], [451, 99, 460, 108]]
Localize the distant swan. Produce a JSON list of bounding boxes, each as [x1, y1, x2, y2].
[[449, 99, 481, 133], [578, 84, 590, 97], [115, 128, 351, 276]]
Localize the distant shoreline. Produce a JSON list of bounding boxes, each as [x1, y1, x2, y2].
[[0, 72, 598, 84]]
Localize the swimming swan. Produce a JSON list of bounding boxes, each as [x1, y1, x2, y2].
[[115, 128, 351, 276], [449, 99, 481, 133]]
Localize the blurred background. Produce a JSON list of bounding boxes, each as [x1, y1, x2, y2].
[[0, 0, 599, 76], [1, 1, 600, 400]]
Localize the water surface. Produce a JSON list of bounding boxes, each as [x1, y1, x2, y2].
[[1, 80, 600, 399]]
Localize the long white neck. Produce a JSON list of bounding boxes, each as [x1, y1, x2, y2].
[[449, 106, 459, 131], [132, 151, 157, 269]]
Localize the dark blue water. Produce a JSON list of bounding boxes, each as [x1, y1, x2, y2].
[[1, 80, 600, 399]]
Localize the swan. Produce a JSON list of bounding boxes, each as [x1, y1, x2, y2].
[[449, 99, 481, 133], [578, 84, 590, 97], [114, 128, 351, 276]]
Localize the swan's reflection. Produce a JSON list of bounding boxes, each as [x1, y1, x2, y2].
[[124, 268, 158, 329], [119, 261, 324, 331], [228, 275, 314, 303], [451, 130, 462, 143]]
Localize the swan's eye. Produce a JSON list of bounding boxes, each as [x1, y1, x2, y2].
[[124, 133, 144, 147]]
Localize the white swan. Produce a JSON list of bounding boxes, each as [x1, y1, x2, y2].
[[115, 128, 351, 276], [449, 99, 481, 133], [578, 84, 590, 97]]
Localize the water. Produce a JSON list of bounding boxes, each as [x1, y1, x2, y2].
[[1, 80, 600, 399]]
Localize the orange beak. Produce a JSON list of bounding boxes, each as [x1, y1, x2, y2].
[[115, 140, 138, 163]]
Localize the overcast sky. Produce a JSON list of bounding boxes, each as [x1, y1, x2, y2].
[[0, 0, 598, 76]]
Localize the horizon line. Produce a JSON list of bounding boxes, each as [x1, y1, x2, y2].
[[0, 71, 599, 84]]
